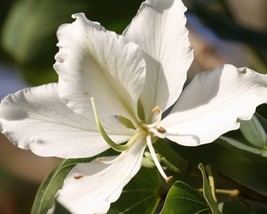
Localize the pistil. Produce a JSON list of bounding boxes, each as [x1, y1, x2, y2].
[[90, 97, 146, 152]]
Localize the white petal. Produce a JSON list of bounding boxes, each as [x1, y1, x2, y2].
[[57, 139, 146, 214], [160, 64, 267, 146], [0, 84, 133, 158], [54, 13, 146, 121], [123, 0, 193, 120]]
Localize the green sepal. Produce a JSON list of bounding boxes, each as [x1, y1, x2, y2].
[[198, 163, 220, 214]]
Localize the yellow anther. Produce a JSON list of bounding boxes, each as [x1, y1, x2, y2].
[[143, 106, 163, 129], [166, 176, 173, 183], [152, 106, 161, 114], [74, 175, 84, 180], [157, 126, 166, 134]]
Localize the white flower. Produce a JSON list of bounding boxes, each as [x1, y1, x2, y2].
[[1, 0, 267, 213]]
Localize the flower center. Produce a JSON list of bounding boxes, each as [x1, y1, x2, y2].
[[90, 97, 172, 182], [141, 106, 172, 183], [142, 106, 167, 138]]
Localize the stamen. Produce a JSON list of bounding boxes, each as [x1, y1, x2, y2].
[[96, 157, 104, 162], [157, 127, 166, 133], [73, 174, 84, 180], [146, 135, 173, 183], [74, 175, 84, 180], [149, 127, 167, 138], [96, 157, 116, 165], [152, 106, 161, 114], [143, 106, 163, 129], [164, 131, 178, 136]]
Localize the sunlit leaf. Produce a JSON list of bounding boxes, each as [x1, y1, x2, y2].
[[109, 167, 162, 214], [221, 136, 267, 159], [255, 113, 267, 134], [160, 181, 209, 214], [239, 115, 267, 149]]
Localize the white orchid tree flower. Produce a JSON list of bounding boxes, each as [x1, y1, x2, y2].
[[1, 0, 267, 213]]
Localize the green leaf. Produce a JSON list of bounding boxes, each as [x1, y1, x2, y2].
[[198, 163, 220, 214], [239, 115, 267, 149], [160, 181, 209, 214], [221, 136, 267, 159], [31, 157, 93, 214], [109, 167, 162, 214], [1, 0, 81, 66], [154, 140, 189, 173], [21, 67, 58, 85], [255, 113, 267, 134], [1, 0, 87, 85], [1, 0, 143, 85], [170, 141, 267, 200], [219, 199, 267, 214]]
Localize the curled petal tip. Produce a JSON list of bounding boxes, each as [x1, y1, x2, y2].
[[71, 13, 85, 20]]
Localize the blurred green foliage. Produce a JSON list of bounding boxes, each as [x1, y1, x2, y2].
[[0, 0, 142, 85]]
